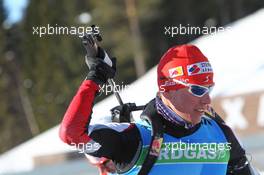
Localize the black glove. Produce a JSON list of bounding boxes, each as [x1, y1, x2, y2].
[[82, 34, 116, 85], [85, 53, 116, 86], [111, 103, 133, 123]]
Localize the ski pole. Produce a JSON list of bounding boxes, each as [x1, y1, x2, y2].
[[82, 25, 124, 105]]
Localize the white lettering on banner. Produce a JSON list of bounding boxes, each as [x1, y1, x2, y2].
[[159, 148, 170, 160], [207, 150, 217, 159], [221, 97, 248, 129], [196, 149, 207, 159], [158, 149, 225, 160], [257, 94, 264, 127], [171, 149, 183, 159]]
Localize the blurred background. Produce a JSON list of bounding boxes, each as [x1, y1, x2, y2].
[[0, 0, 264, 174]]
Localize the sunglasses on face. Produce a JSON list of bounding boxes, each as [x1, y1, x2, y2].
[[172, 79, 214, 97]]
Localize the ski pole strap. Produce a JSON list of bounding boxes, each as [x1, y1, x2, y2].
[[138, 101, 164, 175]]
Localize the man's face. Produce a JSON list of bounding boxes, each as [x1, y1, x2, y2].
[[161, 86, 212, 125]]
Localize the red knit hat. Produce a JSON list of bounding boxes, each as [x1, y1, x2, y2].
[[157, 44, 214, 92]]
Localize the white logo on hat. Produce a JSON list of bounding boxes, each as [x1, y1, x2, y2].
[[187, 62, 213, 76]]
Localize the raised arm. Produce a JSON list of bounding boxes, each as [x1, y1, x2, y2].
[[59, 79, 99, 145]]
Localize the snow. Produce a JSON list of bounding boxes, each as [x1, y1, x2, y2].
[[193, 9, 264, 97]]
